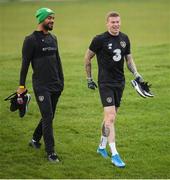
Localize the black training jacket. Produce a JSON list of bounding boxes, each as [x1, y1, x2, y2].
[[19, 31, 64, 92]]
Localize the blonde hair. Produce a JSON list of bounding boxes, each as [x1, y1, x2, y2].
[[106, 11, 120, 21]]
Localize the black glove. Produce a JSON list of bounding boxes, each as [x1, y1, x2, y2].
[[87, 78, 97, 90], [134, 72, 144, 83]]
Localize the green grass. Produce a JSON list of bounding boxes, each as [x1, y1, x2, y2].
[[0, 0, 170, 178]]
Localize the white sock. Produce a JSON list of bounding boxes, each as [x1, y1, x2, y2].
[[99, 136, 107, 149], [109, 142, 118, 156]]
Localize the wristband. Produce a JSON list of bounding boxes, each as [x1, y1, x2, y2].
[[19, 86, 25, 89]]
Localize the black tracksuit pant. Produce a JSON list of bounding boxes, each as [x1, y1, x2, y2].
[[32, 90, 61, 155]]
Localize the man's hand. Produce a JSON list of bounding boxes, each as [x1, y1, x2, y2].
[[17, 86, 27, 95], [87, 78, 97, 90]]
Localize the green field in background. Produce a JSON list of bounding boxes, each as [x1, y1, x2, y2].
[[0, 0, 170, 178]]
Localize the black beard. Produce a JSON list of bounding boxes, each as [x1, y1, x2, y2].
[[43, 23, 53, 31]]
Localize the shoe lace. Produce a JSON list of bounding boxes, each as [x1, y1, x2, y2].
[[140, 82, 151, 92], [49, 153, 57, 158], [33, 140, 41, 146], [4, 92, 17, 101]]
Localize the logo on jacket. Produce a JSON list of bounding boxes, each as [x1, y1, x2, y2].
[[42, 47, 57, 51], [108, 43, 112, 49], [120, 41, 126, 48], [38, 96, 44, 102]]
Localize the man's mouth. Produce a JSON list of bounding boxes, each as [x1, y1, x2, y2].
[[113, 27, 119, 31], [49, 23, 53, 26]]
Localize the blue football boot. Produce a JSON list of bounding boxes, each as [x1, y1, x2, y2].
[[97, 148, 109, 158], [111, 154, 125, 168]]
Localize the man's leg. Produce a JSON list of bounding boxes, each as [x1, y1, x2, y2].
[[51, 91, 61, 117], [29, 91, 56, 150], [30, 92, 61, 149], [102, 106, 125, 168], [46, 91, 61, 162], [39, 92, 54, 154], [97, 128, 109, 158], [29, 119, 42, 149], [97, 106, 116, 158], [33, 91, 60, 162], [32, 119, 43, 142], [103, 106, 117, 154]]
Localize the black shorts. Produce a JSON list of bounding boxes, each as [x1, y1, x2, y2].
[[98, 83, 125, 107]]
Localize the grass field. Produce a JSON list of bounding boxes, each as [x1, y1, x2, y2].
[[0, 0, 170, 179]]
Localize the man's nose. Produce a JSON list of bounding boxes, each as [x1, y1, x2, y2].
[[50, 18, 54, 23]]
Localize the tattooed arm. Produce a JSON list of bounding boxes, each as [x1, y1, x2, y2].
[[85, 49, 95, 78], [125, 54, 144, 82], [84, 49, 97, 90]]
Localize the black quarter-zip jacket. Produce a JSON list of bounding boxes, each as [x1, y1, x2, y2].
[[19, 31, 64, 92]]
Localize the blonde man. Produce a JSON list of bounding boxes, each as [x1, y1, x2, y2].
[[85, 11, 144, 168]]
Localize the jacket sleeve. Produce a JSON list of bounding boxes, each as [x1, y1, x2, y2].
[[54, 35, 64, 89], [56, 47, 64, 89], [19, 36, 34, 86]]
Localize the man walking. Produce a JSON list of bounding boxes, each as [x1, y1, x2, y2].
[[17, 8, 64, 162], [85, 11, 144, 168]]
